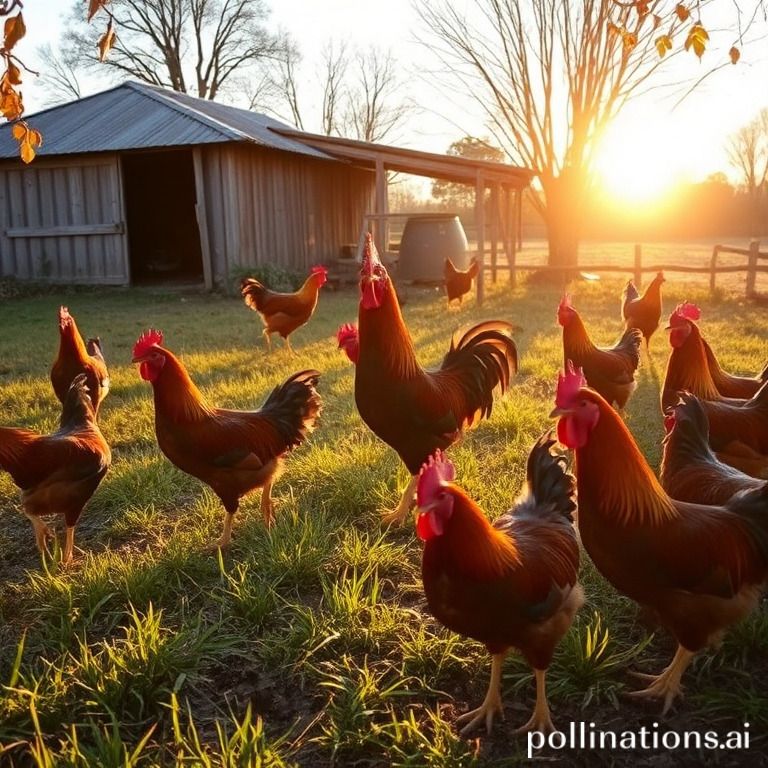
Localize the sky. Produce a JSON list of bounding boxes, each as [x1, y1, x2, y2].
[[12, 0, 768, 203]]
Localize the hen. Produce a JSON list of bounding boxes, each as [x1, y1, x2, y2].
[[701, 337, 768, 400], [50, 306, 110, 414], [240, 265, 328, 352], [132, 330, 321, 547], [444, 257, 479, 305], [0, 374, 111, 565], [621, 271, 665, 348], [351, 234, 518, 524], [552, 363, 768, 713], [558, 294, 641, 409], [416, 437, 582, 735], [660, 393, 767, 503]]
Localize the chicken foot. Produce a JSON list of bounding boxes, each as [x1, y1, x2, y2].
[[381, 474, 419, 526], [456, 652, 507, 736], [63, 526, 76, 566], [515, 669, 555, 734], [628, 644, 694, 715], [261, 477, 275, 527], [215, 504, 238, 550], [26, 514, 54, 556], [262, 329, 272, 353]]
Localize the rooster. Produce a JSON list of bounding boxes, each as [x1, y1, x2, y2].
[[351, 234, 518, 524], [552, 363, 768, 713], [660, 393, 767, 503], [50, 306, 110, 414], [558, 294, 641, 409], [621, 271, 665, 348], [662, 302, 766, 409], [240, 265, 328, 353], [0, 374, 111, 565], [336, 323, 359, 364], [444, 257, 479, 305], [132, 330, 321, 547], [416, 437, 582, 735]]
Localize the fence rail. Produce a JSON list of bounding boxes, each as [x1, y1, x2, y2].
[[490, 241, 768, 300]]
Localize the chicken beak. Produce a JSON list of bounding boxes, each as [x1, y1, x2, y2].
[[549, 406, 573, 418]]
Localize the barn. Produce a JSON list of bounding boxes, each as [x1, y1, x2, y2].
[[0, 82, 533, 295], [0, 81, 375, 289]]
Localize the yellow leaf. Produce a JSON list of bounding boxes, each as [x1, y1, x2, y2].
[[655, 35, 672, 57], [97, 21, 116, 62], [20, 139, 35, 165], [729, 46, 740, 64], [3, 13, 26, 51], [88, 0, 109, 22], [622, 30, 638, 52], [0, 86, 23, 121], [607, 22, 621, 37], [684, 23, 709, 59], [674, 4, 690, 22], [11, 122, 25, 141], [30, 128, 43, 147]]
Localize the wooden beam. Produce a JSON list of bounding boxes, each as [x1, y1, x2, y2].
[[5, 223, 123, 238], [374, 157, 388, 252], [192, 147, 213, 291], [490, 183, 499, 284], [475, 172, 486, 306]]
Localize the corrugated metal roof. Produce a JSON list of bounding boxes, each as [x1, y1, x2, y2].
[[0, 81, 334, 160]]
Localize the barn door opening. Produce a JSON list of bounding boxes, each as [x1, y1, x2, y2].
[[122, 149, 204, 284]]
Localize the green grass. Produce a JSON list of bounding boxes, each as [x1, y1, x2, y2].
[[0, 271, 767, 766]]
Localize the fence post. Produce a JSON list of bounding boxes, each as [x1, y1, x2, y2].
[[709, 245, 720, 294], [746, 240, 759, 297], [634, 244, 642, 285]]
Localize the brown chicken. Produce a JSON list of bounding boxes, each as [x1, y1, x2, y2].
[[132, 330, 321, 547], [552, 363, 768, 713], [558, 294, 641, 409], [352, 234, 518, 524], [621, 271, 665, 348], [240, 266, 328, 352], [50, 306, 110, 414], [444, 257, 479, 305], [660, 393, 767, 503], [0, 374, 111, 565], [416, 437, 582, 735]]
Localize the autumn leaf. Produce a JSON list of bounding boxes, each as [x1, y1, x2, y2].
[[6, 62, 21, 85], [635, 1, 649, 17], [729, 46, 740, 64], [652, 14, 662, 29], [622, 30, 638, 52], [88, 0, 110, 22], [11, 122, 25, 140], [0, 79, 23, 121], [607, 21, 621, 37], [97, 20, 116, 62], [674, 4, 690, 22], [3, 13, 26, 51], [29, 128, 42, 147], [684, 23, 709, 59], [655, 35, 672, 57], [20, 139, 35, 164]]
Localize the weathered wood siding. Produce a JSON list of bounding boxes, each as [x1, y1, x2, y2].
[[0, 155, 128, 284], [199, 144, 375, 285]]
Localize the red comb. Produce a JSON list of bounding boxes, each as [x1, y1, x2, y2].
[[59, 306, 70, 319], [416, 450, 456, 507], [673, 301, 700, 322], [558, 293, 574, 310], [311, 265, 328, 276], [556, 361, 587, 408], [133, 329, 164, 359], [336, 322, 358, 347]]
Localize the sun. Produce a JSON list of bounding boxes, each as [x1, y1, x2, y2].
[[592, 111, 687, 206]]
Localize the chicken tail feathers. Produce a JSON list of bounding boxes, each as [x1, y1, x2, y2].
[[664, 393, 716, 464], [240, 278, 268, 312], [467, 258, 480, 279], [260, 369, 322, 449], [518, 432, 577, 523], [443, 257, 457, 279], [726, 483, 768, 560], [622, 279, 639, 306], [614, 326, 643, 368], [440, 321, 518, 422], [60, 374, 96, 430]]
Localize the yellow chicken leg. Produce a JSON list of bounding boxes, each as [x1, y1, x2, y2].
[[262, 328, 272, 352], [261, 477, 275, 527], [382, 474, 419, 526], [215, 511, 235, 550], [456, 652, 507, 736], [62, 526, 76, 566], [283, 337, 295, 354], [515, 669, 555, 734], [628, 644, 694, 714], [26, 514, 53, 555]]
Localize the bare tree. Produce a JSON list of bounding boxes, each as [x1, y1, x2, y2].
[[416, 0, 710, 270], [727, 108, 768, 237], [62, 0, 287, 100], [321, 41, 348, 136], [36, 43, 83, 104], [342, 49, 411, 142]]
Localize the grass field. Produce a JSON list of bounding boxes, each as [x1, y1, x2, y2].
[[0, 269, 767, 767]]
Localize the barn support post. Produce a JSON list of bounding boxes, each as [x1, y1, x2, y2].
[[192, 148, 213, 290], [710, 245, 720, 293], [475, 171, 486, 306], [634, 244, 642, 286], [746, 240, 759, 297], [374, 157, 389, 253], [490, 183, 499, 284]]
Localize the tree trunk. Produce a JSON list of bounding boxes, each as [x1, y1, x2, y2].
[[539, 168, 585, 281]]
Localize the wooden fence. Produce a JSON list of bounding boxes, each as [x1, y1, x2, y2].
[[482, 241, 768, 300]]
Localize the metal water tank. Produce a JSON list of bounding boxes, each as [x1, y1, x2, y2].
[[397, 214, 469, 282]]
